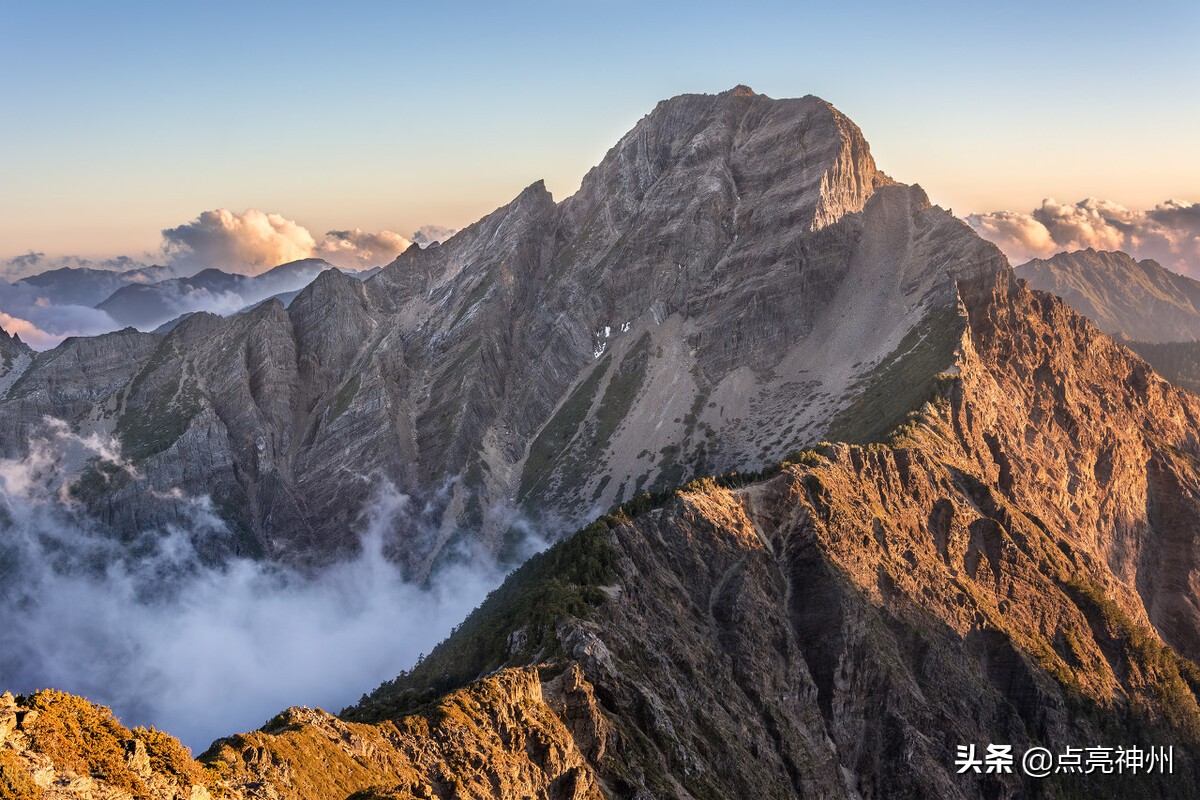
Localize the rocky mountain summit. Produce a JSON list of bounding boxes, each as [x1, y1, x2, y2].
[[0, 86, 1002, 572]]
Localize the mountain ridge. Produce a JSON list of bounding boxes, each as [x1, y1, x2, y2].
[[1017, 248, 1200, 343], [9, 266, 1200, 798]]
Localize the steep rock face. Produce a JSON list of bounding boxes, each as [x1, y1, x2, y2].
[[0, 327, 32, 398], [955, 271, 1200, 663], [1017, 249, 1200, 342], [0, 329, 157, 471], [335, 270, 1200, 798], [0, 87, 1006, 570]]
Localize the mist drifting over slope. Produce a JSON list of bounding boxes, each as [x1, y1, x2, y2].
[[0, 419, 540, 752]]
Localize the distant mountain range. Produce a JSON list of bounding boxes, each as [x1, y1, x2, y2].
[[1017, 249, 1200, 394], [1017, 248, 1200, 342], [95, 259, 381, 330], [3, 259, 383, 340], [12, 263, 175, 307]]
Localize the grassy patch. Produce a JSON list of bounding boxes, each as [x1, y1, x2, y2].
[[0, 750, 39, 800], [1066, 579, 1200, 741], [131, 725, 210, 786], [827, 306, 963, 444], [593, 332, 651, 449], [449, 274, 493, 329], [115, 374, 202, 462], [19, 691, 144, 794], [328, 373, 362, 421], [518, 356, 607, 501], [115, 338, 203, 463], [346, 519, 617, 721]]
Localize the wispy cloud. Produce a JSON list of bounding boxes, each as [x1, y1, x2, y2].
[[412, 225, 457, 248], [0, 304, 120, 350], [967, 198, 1200, 276]]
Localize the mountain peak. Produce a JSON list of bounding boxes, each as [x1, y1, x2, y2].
[[723, 83, 757, 97]]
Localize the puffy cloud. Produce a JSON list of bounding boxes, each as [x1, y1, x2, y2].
[[315, 228, 412, 269], [3, 211, 453, 349], [964, 210, 1059, 265], [412, 224, 458, 248], [967, 198, 1200, 277], [162, 209, 317, 275], [161, 209, 446, 273]]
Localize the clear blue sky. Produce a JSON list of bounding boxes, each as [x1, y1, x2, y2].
[[2, 0, 1197, 258]]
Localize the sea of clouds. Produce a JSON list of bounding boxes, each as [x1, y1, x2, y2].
[[0, 419, 531, 752]]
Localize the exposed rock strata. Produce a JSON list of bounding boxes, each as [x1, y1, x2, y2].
[[340, 270, 1200, 798]]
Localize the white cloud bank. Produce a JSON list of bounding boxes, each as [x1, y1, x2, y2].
[[0, 420, 542, 752], [967, 198, 1200, 276]]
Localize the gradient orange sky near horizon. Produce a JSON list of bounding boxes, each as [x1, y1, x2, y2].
[[1, 1, 1196, 264]]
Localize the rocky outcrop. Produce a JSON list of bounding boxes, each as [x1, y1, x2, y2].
[[0, 87, 1006, 572], [0, 689, 215, 800], [0, 327, 31, 398], [0, 672, 609, 800], [200, 668, 606, 800], [1017, 249, 1200, 342]]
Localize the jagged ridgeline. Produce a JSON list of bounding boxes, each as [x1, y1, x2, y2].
[[4, 87, 1200, 798]]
